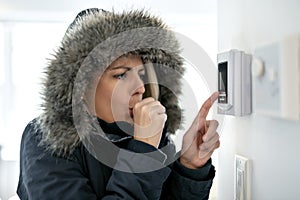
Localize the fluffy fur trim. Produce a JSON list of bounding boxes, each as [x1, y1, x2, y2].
[[38, 9, 185, 156]]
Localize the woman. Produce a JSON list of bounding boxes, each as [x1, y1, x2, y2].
[[17, 8, 220, 200]]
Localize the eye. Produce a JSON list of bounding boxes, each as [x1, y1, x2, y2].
[[139, 73, 146, 82], [138, 69, 146, 81], [113, 72, 127, 80]]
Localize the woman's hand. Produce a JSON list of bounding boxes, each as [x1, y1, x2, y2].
[[133, 97, 167, 148], [180, 92, 220, 169]]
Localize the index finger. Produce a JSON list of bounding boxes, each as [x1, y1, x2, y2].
[[198, 92, 219, 119]]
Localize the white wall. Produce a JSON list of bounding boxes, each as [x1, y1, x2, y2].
[[217, 0, 300, 199], [0, 160, 19, 200], [0, 0, 216, 22]]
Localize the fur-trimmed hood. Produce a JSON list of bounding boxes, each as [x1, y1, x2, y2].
[[38, 8, 185, 156]]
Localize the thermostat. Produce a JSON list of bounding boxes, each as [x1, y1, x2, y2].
[[217, 49, 252, 116], [252, 35, 300, 121]]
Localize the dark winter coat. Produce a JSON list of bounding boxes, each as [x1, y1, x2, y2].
[[17, 8, 215, 199]]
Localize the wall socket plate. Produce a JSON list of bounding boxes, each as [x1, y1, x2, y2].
[[234, 155, 251, 200]]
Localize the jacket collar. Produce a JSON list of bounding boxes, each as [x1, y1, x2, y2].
[[97, 118, 133, 142]]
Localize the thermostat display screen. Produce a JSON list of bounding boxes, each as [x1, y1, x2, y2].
[[218, 62, 228, 103]]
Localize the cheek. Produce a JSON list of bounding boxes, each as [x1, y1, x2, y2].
[[94, 81, 116, 121], [111, 82, 132, 105], [96, 83, 113, 106], [96, 79, 132, 113]]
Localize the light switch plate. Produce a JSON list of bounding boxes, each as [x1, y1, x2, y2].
[[234, 155, 250, 200]]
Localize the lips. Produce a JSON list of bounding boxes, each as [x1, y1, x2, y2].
[[129, 95, 142, 119]]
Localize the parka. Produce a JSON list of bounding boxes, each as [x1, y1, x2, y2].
[[17, 8, 215, 200]]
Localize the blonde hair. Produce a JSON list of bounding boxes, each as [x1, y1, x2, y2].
[[144, 63, 159, 100]]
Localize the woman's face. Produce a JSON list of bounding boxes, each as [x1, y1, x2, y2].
[[95, 55, 145, 123]]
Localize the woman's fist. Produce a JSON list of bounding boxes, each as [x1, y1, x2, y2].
[[133, 97, 167, 148]]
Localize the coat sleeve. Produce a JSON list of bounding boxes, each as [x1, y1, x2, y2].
[[17, 120, 99, 200], [160, 158, 215, 200]]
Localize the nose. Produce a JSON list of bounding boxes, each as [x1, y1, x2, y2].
[[131, 73, 145, 95], [134, 84, 145, 95]]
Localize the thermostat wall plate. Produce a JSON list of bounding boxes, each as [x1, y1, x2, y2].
[[252, 35, 300, 121]]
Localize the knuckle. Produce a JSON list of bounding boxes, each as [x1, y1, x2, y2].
[[141, 105, 148, 113], [147, 97, 155, 102], [158, 113, 166, 119], [163, 113, 168, 121], [214, 131, 220, 138], [134, 102, 141, 109], [212, 120, 219, 127], [201, 143, 209, 152]]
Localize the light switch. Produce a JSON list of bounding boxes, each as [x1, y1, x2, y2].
[[234, 155, 250, 200], [236, 169, 244, 199]]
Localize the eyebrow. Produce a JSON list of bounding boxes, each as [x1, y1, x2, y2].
[[109, 66, 145, 72]]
